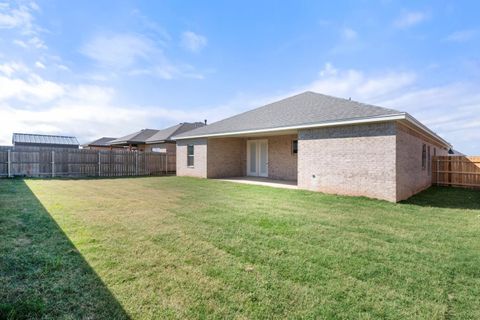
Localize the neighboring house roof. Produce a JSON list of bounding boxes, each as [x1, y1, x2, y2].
[[109, 129, 159, 145], [145, 122, 205, 144], [174, 91, 451, 147], [12, 133, 79, 146], [84, 137, 117, 147]]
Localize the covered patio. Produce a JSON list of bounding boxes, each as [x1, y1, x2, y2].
[[205, 133, 299, 181]]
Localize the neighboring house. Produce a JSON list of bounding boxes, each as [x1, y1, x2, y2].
[[109, 122, 206, 152], [144, 122, 206, 153], [173, 91, 451, 202], [12, 133, 79, 149], [82, 137, 118, 150], [108, 129, 159, 151]]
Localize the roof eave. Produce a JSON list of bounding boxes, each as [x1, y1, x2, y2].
[[172, 113, 408, 140], [109, 140, 145, 145], [403, 113, 452, 148], [145, 139, 172, 144]]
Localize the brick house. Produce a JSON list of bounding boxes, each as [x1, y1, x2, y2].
[[82, 137, 118, 150], [173, 91, 451, 202]]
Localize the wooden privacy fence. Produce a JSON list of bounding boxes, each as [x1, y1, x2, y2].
[[0, 146, 176, 178], [432, 156, 480, 189]]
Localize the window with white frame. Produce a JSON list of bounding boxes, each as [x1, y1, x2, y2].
[[187, 145, 194, 167]]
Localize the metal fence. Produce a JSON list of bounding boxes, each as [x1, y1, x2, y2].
[[0, 146, 176, 178]]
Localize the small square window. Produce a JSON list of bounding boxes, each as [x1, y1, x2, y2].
[[187, 145, 194, 167], [292, 140, 298, 154]]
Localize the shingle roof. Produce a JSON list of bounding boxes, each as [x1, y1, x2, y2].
[[145, 122, 205, 144], [109, 129, 159, 145], [12, 133, 79, 146], [84, 137, 117, 147], [174, 91, 402, 138]]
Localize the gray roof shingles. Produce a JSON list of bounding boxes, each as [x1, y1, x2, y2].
[[146, 122, 205, 143], [12, 133, 79, 146], [174, 91, 402, 138], [85, 137, 117, 146], [109, 129, 159, 145], [110, 123, 206, 145]]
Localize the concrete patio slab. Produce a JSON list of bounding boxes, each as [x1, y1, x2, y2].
[[218, 177, 298, 189]]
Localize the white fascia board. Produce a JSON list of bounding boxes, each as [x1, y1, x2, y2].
[[173, 113, 407, 140], [404, 113, 452, 148]]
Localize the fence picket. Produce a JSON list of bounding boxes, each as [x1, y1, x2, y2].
[[432, 156, 480, 189]]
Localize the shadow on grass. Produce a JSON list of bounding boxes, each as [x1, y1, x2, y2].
[[0, 180, 129, 319], [403, 186, 480, 210]]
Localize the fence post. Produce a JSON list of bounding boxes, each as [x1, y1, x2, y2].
[[7, 149, 11, 178], [51, 150, 55, 178], [98, 151, 101, 177], [165, 152, 168, 174]]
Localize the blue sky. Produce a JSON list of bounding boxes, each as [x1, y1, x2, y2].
[[0, 0, 479, 153]]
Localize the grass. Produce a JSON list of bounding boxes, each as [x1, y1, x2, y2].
[[0, 177, 479, 319]]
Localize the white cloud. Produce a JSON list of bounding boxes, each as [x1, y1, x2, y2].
[[444, 29, 477, 42], [27, 36, 47, 49], [81, 32, 205, 79], [0, 98, 207, 146], [35, 61, 45, 69], [1, 1, 48, 51], [81, 33, 154, 69], [0, 60, 207, 145], [304, 63, 416, 102], [12, 36, 47, 49], [0, 73, 64, 103], [0, 1, 42, 37], [0, 61, 29, 76], [181, 31, 207, 52], [0, 3, 34, 30], [0, 4, 209, 145], [341, 27, 357, 40], [57, 64, 70, 72], [13, 39, 27, 47], [319, 63, 337, 77], [394, 11, 428, 29]]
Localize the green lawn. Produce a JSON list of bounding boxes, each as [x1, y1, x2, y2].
[[1, 177, 479, 319]]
